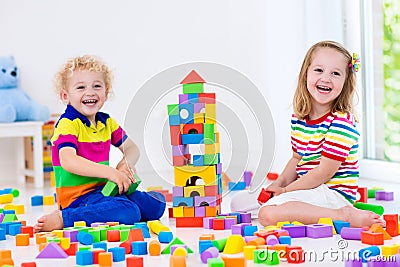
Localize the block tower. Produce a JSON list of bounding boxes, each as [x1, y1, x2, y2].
[[167, 70, 222, 227]]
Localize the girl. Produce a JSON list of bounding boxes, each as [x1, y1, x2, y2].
[[232, 41, 382, 228]]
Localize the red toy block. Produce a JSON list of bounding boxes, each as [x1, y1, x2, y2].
[[21, 262, 36, 267], [383, 214, 399, 237], [64, 242, 78, 256], [127, 228, 145, 242], [361, 231, 384, 245], [356, 187, 368, 203], [286, 246, 305, 263], [119, 241, 132, 254], [21, 226, 34, 237], [126, 256, 143, 267], [106, 230, 120, 242], [170, 125, 182, 145], [266, 172, 279, 180], [255, 230, 278, 240], [257, 188, 273, 204], [213, 218, 225, 230], [176, 217, 203, 227], [92, 249, 105, 264]]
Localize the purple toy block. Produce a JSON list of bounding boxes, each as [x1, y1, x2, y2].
[[240, 212, 252, 223], [340, 227, 363, 240], [172, 145, 189, 156], [203, 217, 214, 229], [306, 224, 333, 238], [172, 186, 183, 197], [91, 222, 106, 227], [0, 214, 4, 223], [216, 163, 222, 174], [224, 218, 236, 230], [63, 229, 79, 242], [266, 235, 279, 246], [36, 242, 68, 258], [243, 171, 253, 187], [200, 246, 219, 264], [344, 258, 362, 267], [194, 206, 205, 217], [231, 224, 243, 235], [244, 236, 257, 243], [194, 196, 216, 207], [375, 190, 394, 201], [179, 94, 188, 104], [281, 225, 306, 238], [193, 103, 205, 113], [170, 244, 187, 255], [367, 256, 385, 267]]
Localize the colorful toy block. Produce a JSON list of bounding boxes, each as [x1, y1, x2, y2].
[[148, 240, 161, 256], [170, 255, 187, 267], [358, 246, 380, 262], [344, 258, 362, 267], [332, 220, 350, 234], [173, 246, 188, 257], [369, 223, 392, 240], [383, 214, 399, 237], [306, 224, 333, 238], [20, 262, 37, 267], [108, 247, 126, 262], [161, 237, 194, 255], [318, 217, 337, 234], [158, 231, 173, 243], [43, 195, 55, 205], [286, 246, 305, 263], [223, 235, 245, 254], [148, 220, 170, 234], [340, 227, 363, 240], [257, 188, 273, 204], [281, 225, 306, 238], [21, 226, 34, 237], [356, 186, 368, 203], [106, 229, 120, 242], [132, 241, 147, 255], [200, 247, 219, 264], [361, 231, 384, 245], [375, 190, 394, 201], [16, 233, 29, 246], [98, 252, 113, 267], [77, 231, 94, 245], [76, 250, 93, 265], [220, 254, 247, 267]]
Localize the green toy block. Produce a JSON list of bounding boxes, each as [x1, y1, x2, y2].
[[88, 229, 101, 243], [183, 83, 204, 94], [254, 249, 267, 264], [2, 213, 18, 222], [265, 250, 280, 265], [354, 202, 384, 215], [204, 154, 218, 165], [203, 124, 215, 144], [207, 258, 224, 267], [11, 189, 19, 197], [167, 104, 179, 115], [161, 237, 194, 254], [212, 237, 227, 252], [126, 174, 142, 195]]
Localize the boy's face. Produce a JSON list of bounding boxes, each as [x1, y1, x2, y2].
[[61, 70, 107, 124]]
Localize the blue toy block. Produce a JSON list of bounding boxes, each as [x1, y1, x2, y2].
[[3, 210, 15, 215], [333, 220, 350, 234], [199, 240, 214, 254], [77, 231, 94, 245], [187, 93, 199, 104], [0, 228, 5, 240], [158, 231, 173, 243], [131, 241, 148, 255], [193, 155, 204, 166], [0, 222, 20, 234], [243, 225, 258, 236], [134, 223, 151, 238], [181, 133, 204, 144], [173, 196, 194, 207], [179, 104, 194, 124], [108, 247, 126, 262], [279, 236, 292, 245], [169, 115, 180, 126], [31, 195, 43, 206], [228, 181, 246, 191], [8, 223, 21, 236], [229, 212, 241, 224], [76, 250, 93, 265], [358, 246, 380, 262], [93, 241, 107, 251]]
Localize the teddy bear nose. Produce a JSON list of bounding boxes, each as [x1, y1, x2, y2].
[[11, 71, 17, 77]]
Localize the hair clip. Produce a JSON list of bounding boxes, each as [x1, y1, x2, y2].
[[349, 53, 360, 73]]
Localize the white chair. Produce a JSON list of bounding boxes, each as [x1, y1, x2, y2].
[[0, 121, 44, 188]]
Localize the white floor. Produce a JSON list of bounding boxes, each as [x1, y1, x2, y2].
[[1, 177, 400, 267]]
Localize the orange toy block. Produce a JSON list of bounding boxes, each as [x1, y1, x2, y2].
[[21, 226, 34, 237], [361, 231, 384, 245], [127, 256, 144, 267], [36, 233, 50, 244], [199, 234, 215, 240], [148, 240, 161, 256], [0, 250, 12, 260], [183, 207, 194, 217], [170, 255, 186, 267], [0, 258, 14, 266], [16, 233, 30, 246], [98, 252, 113, 267], [369, 223, 392, 240], [127, 228, 145, 242], [383, 214, 399, 237], [205, 206, 217, 217], [221, 254, 247, 267], [246, 237, 266, 247], [106, 230, 120, 242]]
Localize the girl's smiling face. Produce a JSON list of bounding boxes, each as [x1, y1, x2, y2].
[[61, 70, 107, 125], [306, 47, 348, 118]]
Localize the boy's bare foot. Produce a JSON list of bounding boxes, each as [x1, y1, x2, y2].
[[34, 210, 64, 233], [340, 206, 383, 228]]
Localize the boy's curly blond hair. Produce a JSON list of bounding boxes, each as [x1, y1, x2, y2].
[[54, 55, 113, 98]]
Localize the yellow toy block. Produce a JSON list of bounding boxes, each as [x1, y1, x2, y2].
[[13, 204, 25, 214], [194, 113, 204, 124], [214, 132, 220, 143], [381, 245, 399, 257], [147, 220, 170, 235], [174, 165, 217, 187], [50, 171, 55, 187], [291, 221, 304, 225], [276, 221, 291, 228], [0, 194, 13, 204], [243, 245, 256, 260], [16, 233, 30, 246], [60, 237, 70, 250], [205, 143, 220, 154], [205, 104, 216, 124], [52, 230, 64, 238], [43, 195, 55, 205], [183, 185, 205, 197], [223, 234, 246, 254], [147, 186, 163, 191], [74, 221, 86, 227], [183, 207, 194, 217], [173, 207, 184, 218], [173, 246, 188, 257], [318, 218, 337, 234], [265, 225, 280, 231]]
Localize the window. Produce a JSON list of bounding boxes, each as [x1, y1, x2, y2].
[[359, 0, 400, 181]]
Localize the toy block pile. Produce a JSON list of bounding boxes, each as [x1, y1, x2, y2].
[[167, 70, 223, 227]]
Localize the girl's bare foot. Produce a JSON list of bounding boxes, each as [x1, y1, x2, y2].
[[340, 206, 383, 228], [34, 210, 64, 233]]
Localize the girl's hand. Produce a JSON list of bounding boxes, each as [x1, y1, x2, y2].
[[265, 184, 286, 197]]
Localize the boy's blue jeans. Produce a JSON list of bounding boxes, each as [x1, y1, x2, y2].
[[61, 187, 166, 227]]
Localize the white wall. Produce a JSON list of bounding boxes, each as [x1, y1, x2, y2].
[[0, 0, 348, 183]]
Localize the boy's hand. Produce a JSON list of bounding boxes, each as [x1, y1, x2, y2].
[[116, 160, 136, 183], [109, 168, 133, 194]]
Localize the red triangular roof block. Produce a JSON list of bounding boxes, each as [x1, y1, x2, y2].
[[36, 242, 68, 258], [180, 70, 206, 84]]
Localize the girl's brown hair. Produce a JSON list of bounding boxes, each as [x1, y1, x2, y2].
[[293, 40, 357, 119]]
